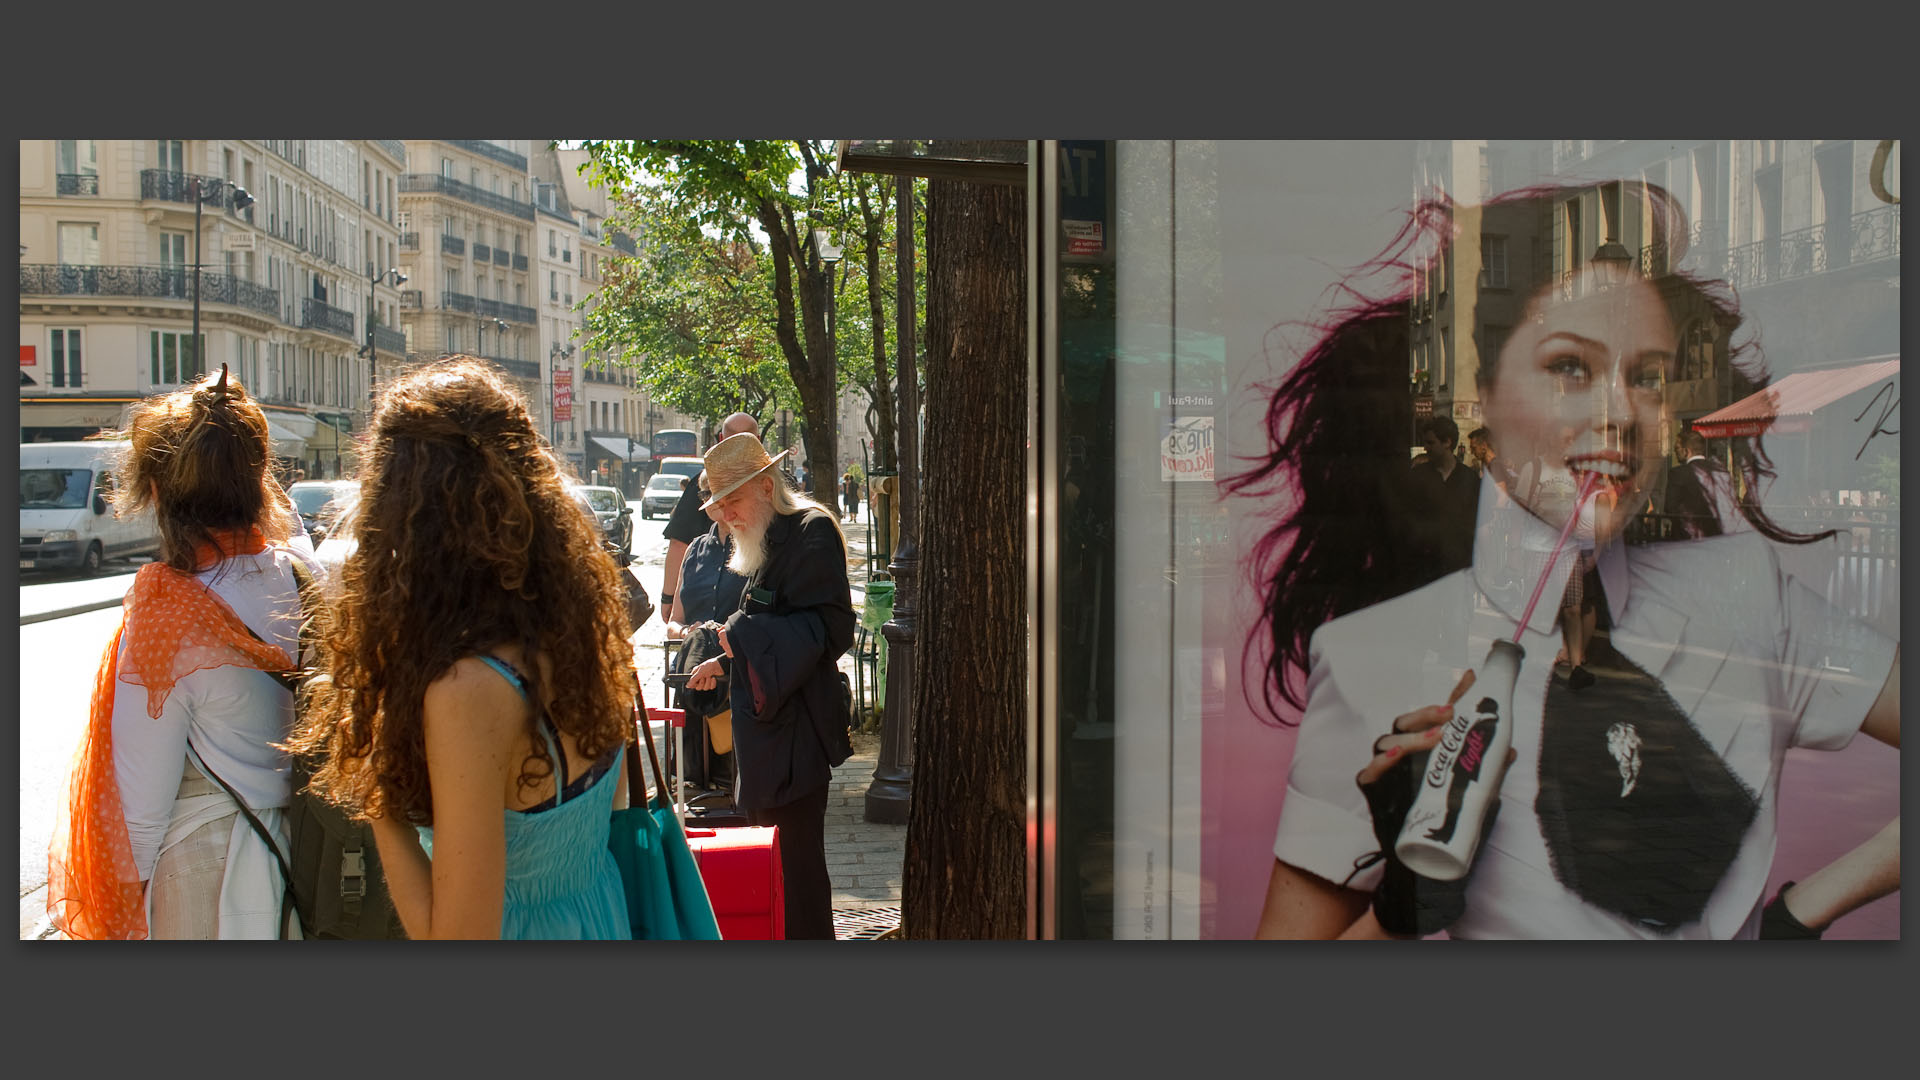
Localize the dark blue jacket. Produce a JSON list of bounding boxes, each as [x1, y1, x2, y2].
[[721, 508, 854, 810]]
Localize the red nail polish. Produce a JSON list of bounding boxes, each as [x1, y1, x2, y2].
[[1386, 746, 1402, 758]]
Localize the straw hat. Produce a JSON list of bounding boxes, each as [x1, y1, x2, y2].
[[700, 432, 791, 509]]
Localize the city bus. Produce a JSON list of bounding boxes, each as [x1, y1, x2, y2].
[[650, 428, 699, 461]]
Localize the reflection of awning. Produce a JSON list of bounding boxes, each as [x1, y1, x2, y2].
[[1693, 356, 1899, 438], [589, 435, 647, 462]]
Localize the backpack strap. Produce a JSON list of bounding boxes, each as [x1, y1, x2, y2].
[[185, 742, 296, 940]]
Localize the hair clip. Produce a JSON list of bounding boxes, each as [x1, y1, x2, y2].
[[466, 433, 481, 450], [213, 363, 231, 401]]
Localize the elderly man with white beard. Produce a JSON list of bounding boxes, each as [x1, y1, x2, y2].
[[684, 432, 854, 938]]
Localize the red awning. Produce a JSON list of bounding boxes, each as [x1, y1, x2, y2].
[[1692, 356, 1899, 438]]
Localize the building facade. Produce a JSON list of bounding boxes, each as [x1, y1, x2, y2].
[[394, 140, 542, 437], [20, 139, 406, 476]]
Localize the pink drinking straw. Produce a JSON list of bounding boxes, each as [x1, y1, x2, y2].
[[1513, 470, 1603, 637]]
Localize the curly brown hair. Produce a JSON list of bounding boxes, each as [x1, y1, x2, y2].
[[288, 357, 636, 824], [107, 366, 294, 573]]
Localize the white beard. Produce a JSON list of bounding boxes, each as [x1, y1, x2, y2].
[[728, 517, 772, 576]]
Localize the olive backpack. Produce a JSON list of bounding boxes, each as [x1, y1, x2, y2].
[[261, 560, 409, 939]]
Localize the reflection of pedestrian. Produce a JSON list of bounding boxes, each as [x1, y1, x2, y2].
[[1409, 417, 1480, 577], [1665, 429, 1723, 540], [1236, 181, 1900, 940]]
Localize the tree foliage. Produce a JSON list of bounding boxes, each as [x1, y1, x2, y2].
[[578, 181, 793, 429], [578, 140, 848, 500], [575, 141, 926, 491]]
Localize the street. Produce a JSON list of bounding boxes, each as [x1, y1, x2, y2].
[[18, 501, 690, 937]]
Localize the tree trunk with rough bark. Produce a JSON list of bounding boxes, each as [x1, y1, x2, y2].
[[901, 176, 1027, 939]]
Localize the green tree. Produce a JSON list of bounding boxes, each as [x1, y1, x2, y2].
[[579, 180, 796, 430], [580, 140, 845, 504]]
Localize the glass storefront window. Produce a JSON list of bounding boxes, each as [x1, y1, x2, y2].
[[1037, 140, 1901, 939]]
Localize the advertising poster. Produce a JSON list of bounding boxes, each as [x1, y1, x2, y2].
[[552, 368, 573, 422], [1074, 140, 1900, 939]]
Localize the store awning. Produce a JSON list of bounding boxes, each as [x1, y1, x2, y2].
[[1693, 356, 1899, 439], [589, 435, 648, 462], [264, 418, 308, 453]]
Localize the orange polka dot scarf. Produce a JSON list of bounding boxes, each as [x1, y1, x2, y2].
[[46, 528, 294, 940]]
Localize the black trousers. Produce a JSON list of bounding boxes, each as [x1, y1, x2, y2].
[[749, 784, 833, 940]]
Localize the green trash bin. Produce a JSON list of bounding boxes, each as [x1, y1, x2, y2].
[[859, 580, 894, 717]]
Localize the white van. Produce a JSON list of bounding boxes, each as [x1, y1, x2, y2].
[[19, 441, 162, 576]]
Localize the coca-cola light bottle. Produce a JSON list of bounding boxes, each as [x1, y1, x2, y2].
[[1393, 639, 1524, 881]]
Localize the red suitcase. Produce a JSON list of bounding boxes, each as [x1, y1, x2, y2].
[[686, 826, 785, 940]]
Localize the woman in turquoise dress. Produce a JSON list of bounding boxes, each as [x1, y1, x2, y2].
[[290, 358, 639, 939]]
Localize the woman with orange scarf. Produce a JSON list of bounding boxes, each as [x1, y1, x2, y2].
[[47, 368, 320, 939]]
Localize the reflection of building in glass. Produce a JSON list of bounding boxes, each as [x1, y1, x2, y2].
[[1410, 140, 1900, 509]]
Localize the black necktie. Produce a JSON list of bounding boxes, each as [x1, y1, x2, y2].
[[1534, 566, 1760, 933]]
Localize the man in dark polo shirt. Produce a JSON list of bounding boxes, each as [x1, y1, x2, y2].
[[658, 411, 759, 623]]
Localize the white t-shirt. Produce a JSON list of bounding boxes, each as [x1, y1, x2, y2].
[[1272, 471, 1896, 938], [111, 544, 320, 879]]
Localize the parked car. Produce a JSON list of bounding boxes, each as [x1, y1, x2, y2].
[[19, 440, 161, 576], [570, 483, 634, 561], [287, 480, 359, 546], [654, 455, 705, 485], [641, 472, 689, 519]]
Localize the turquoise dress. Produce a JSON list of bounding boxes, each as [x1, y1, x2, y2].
[[416, 655, 632, 940]]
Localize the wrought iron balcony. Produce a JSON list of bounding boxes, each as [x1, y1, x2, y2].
[[443, 291, 475, 312], [400, 232, 420, 250], [369, 140, 407, 166], [475, 354, 541, 380], [140, 169, 240, 210], [445, 140, 528, 173], [492, 247, 510, 267], [19, 263, 279, 319], [512, 253, 529, 271], [442, 234, 465, 256], [301, 297, 355, 340], [1718, 205, 1901, 291], [372, 323, 407, 354], [473, 242, 492, 262], [476, 297, 537, 324], [57, 174, 100, 196], [400, 289, 423, 310], [400, 173, 535, 222]]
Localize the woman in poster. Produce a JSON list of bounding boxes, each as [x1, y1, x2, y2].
[[1235, 182, 1899, 939]]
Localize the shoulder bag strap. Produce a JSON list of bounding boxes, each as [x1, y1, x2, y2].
[[184, 742, 297, 940], [629, 673, 671, 812]]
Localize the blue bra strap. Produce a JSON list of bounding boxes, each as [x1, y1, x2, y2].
[[477, 653, 568, 792], [475, 654, 529, 699]]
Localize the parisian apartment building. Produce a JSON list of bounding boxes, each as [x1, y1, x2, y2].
[[20, 139, 407, 477], [21, 138, 697, 489]]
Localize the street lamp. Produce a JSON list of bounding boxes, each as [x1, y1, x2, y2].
[[362, 264, 407, 392], [1589, 239, 1636, 291], [477, 315, 506, 360], [190, 177, 253, 383], [813, 226, 841, 487]]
